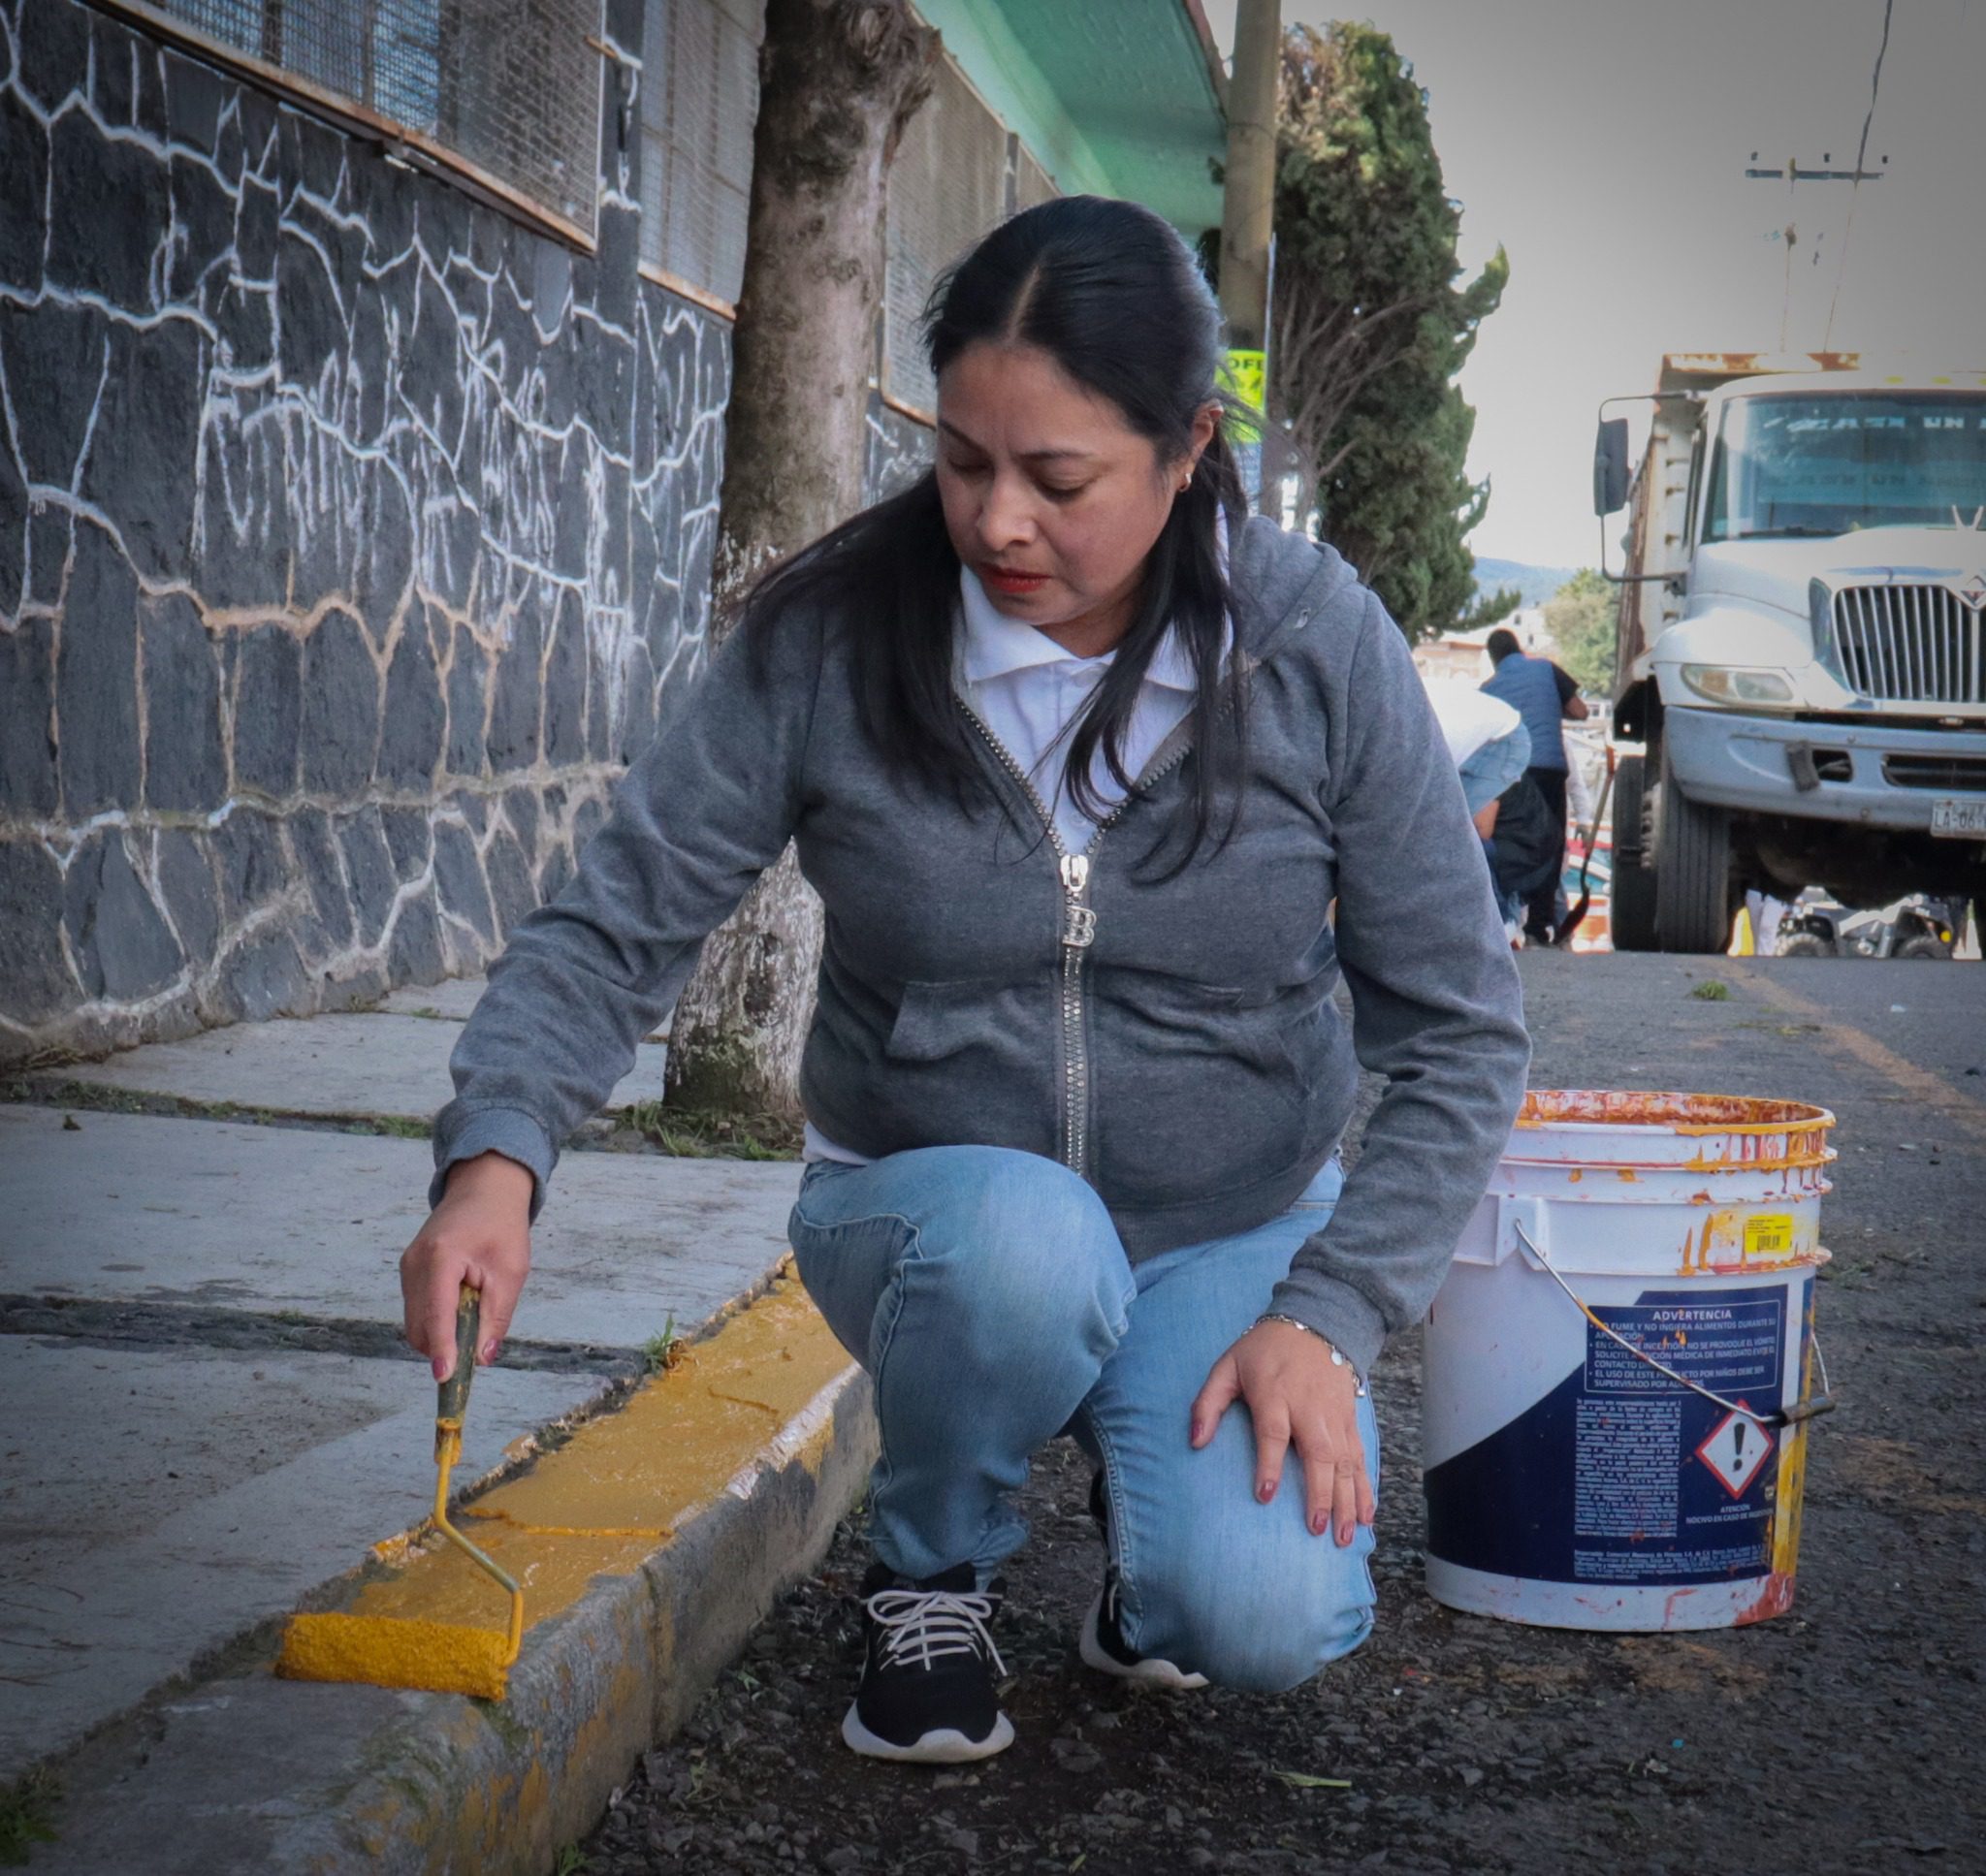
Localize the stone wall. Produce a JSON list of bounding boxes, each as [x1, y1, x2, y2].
[[0, 0, 934, 1066]]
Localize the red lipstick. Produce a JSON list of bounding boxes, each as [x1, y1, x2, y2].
[[979, 564, 1050, 596]]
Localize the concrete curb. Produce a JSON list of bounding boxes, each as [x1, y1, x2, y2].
[[28, 1345, 878, 1874]]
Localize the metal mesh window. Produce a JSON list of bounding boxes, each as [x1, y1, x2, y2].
[[1015, 145, 1057, 214], [882, 56, 1008, 414], [146, 0, 602, 237], [639, 0, 764, 306]]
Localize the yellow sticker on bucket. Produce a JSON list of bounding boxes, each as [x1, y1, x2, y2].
[[1744, 1214, 1795, 1259]]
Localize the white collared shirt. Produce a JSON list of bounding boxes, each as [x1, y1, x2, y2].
[[802, 563, 1227, 1166], [956, 561, 1207, 855]]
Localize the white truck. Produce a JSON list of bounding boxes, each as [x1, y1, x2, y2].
[[1594, 353, 1986, 953]]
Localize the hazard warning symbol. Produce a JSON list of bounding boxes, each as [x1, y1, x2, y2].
[[1696, 1407, 1776, 1500]]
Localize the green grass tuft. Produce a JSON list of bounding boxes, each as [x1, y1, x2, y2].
[[372, 1115, 432, 1138], [1689, 979, 1731, 1001], [0, 1767, 61, 1865], [643, 1314, 681, 1376], [622, 1098, 800, 1161]]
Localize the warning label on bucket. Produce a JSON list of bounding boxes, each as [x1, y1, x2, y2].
[[1423, 1283, 1797, 1592], [1569, 1289, 1785, 1584], [1586, 1296, 1784, 1398], [1697, 1408, 1776, 1499]]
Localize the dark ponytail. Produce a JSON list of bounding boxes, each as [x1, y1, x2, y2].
[[741, 195, 1249, 869]]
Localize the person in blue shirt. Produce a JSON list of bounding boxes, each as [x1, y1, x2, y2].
[[1479, 627, 1588, 942]]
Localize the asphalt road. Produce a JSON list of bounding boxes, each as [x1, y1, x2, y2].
[[581, 950, 1986, 1876]]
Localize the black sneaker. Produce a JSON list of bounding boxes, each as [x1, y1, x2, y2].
[[1078, 1472, 1208, 1691], [843, 1561, 1014, 1763]]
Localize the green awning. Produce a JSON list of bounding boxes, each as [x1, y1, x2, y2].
[[916, 0, 1227, 236]]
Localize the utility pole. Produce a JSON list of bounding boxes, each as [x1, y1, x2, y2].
[[1745, 145, 1887, 349], [1219, 0, 1279, 508], [1220, 0, 1279, 351]]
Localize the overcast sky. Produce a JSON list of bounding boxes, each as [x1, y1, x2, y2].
[[1198, 0, 1986, 568]]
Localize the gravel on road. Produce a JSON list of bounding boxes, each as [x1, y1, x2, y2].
[[578, 955, 1984, 1876]]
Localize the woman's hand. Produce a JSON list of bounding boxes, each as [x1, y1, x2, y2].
[[400, 1153, 535, 1381], [1189, 1320, 1375, 1545]]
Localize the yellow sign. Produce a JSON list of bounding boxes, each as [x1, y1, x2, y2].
[[1220, 348, 1266, 424]]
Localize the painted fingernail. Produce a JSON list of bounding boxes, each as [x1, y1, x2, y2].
[[1189, 1418, 1203, 1445], [432, 1356, 448, 1381], [1258, 1480, 1274, 1504], [481, 1339, 498, 1364], [1310, 1510, 1329, 1536], [1338, 1522, 1354, 1545]]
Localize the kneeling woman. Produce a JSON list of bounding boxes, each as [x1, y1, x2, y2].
[[401, 197, 1529, 1764]]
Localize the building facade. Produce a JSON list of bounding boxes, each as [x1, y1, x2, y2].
[[0, 0, 1223, 1065]]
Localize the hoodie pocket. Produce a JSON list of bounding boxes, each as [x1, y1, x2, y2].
[[1090, 972, 1310, 1206], [883, 978, 1035, 1065]]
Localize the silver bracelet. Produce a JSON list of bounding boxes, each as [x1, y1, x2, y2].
[[1253, 1313, 1369, 1396]]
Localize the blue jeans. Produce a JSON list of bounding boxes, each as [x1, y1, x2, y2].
[[788, 1145, 1380, 1693]]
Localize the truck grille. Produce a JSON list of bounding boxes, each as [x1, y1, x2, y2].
[[1830, 585, 1986, 704], [1882, 752, 1986, 790]]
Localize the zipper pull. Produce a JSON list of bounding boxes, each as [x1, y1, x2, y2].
[[1059, 854, 1096, 949]]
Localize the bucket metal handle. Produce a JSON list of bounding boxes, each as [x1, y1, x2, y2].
[[1511, 1221, 1836, 1430]]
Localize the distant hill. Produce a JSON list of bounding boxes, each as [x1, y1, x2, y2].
[[1473, 557, 1583, 609]]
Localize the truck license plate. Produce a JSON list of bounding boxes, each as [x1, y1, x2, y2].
[[1931, 797, 1986, 838]]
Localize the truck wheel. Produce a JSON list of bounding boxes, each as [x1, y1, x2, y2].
[[1610, 753, 1659, 952], [1895, 936, 1949, 960], [1654, 742, 1735, 954], [1775, 933, 1834, 958]]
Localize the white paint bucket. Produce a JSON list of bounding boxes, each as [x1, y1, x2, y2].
[[1423, 1092, 1836, 1632]]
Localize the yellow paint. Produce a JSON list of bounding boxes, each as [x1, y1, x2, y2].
[[1771, 1327, 1814, 1580], [276, 1610, 511, 1700], [1617, 1635, 1768, 1696], [295, 1280, 851, 1666], [281, 1383, 522, 1695], [1726, 963, 1986, 1145], [461, 1508, 670, 1539], [1682, 1206, 1827, 1276], [1833, 1435, 1986, 1515]]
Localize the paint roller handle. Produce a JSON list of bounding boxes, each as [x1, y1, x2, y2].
[[438, 1283, 481, 1426]]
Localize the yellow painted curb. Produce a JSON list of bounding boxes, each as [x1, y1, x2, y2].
[[325, 1274, 855, 1647]]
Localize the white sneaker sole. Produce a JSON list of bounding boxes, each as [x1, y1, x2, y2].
[[1078, 1593, 1209, 1690], [841, 1702, 1015, 1764]]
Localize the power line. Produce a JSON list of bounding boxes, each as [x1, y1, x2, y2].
[[1825, 0, 1896, 350]]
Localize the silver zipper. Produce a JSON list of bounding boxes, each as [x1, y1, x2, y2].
[[1057, 850, 1094, 1169], [946, 620, 1280, 1172], [955, 694, 1213, 1175], [953, 697, 1099, 1169]]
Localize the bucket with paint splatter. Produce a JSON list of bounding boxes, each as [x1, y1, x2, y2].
[[1423, 1092, 1836, 1631]]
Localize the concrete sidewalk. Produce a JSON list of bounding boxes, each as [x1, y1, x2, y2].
[[0, 984, 872, 1873]]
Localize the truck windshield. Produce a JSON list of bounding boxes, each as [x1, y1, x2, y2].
[[1702, 392, 1986, 541]]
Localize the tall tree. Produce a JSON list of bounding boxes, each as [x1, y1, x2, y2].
[[1268, 23, 1506, 640], [662, 0, 938, 1125], [1543, 568, 1618, 696]]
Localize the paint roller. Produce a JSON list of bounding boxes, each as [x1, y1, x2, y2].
[[275, 1284, 524, 1701]]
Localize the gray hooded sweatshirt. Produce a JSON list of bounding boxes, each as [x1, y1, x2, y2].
[[433, 517, 1530, 1379]]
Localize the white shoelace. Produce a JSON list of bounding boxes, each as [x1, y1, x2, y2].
[[864, 1587, 1007, 1677], [1103, 1570, 1125, 1632]]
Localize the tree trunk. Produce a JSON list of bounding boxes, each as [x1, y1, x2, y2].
[[662, 0, 938, 1124]]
